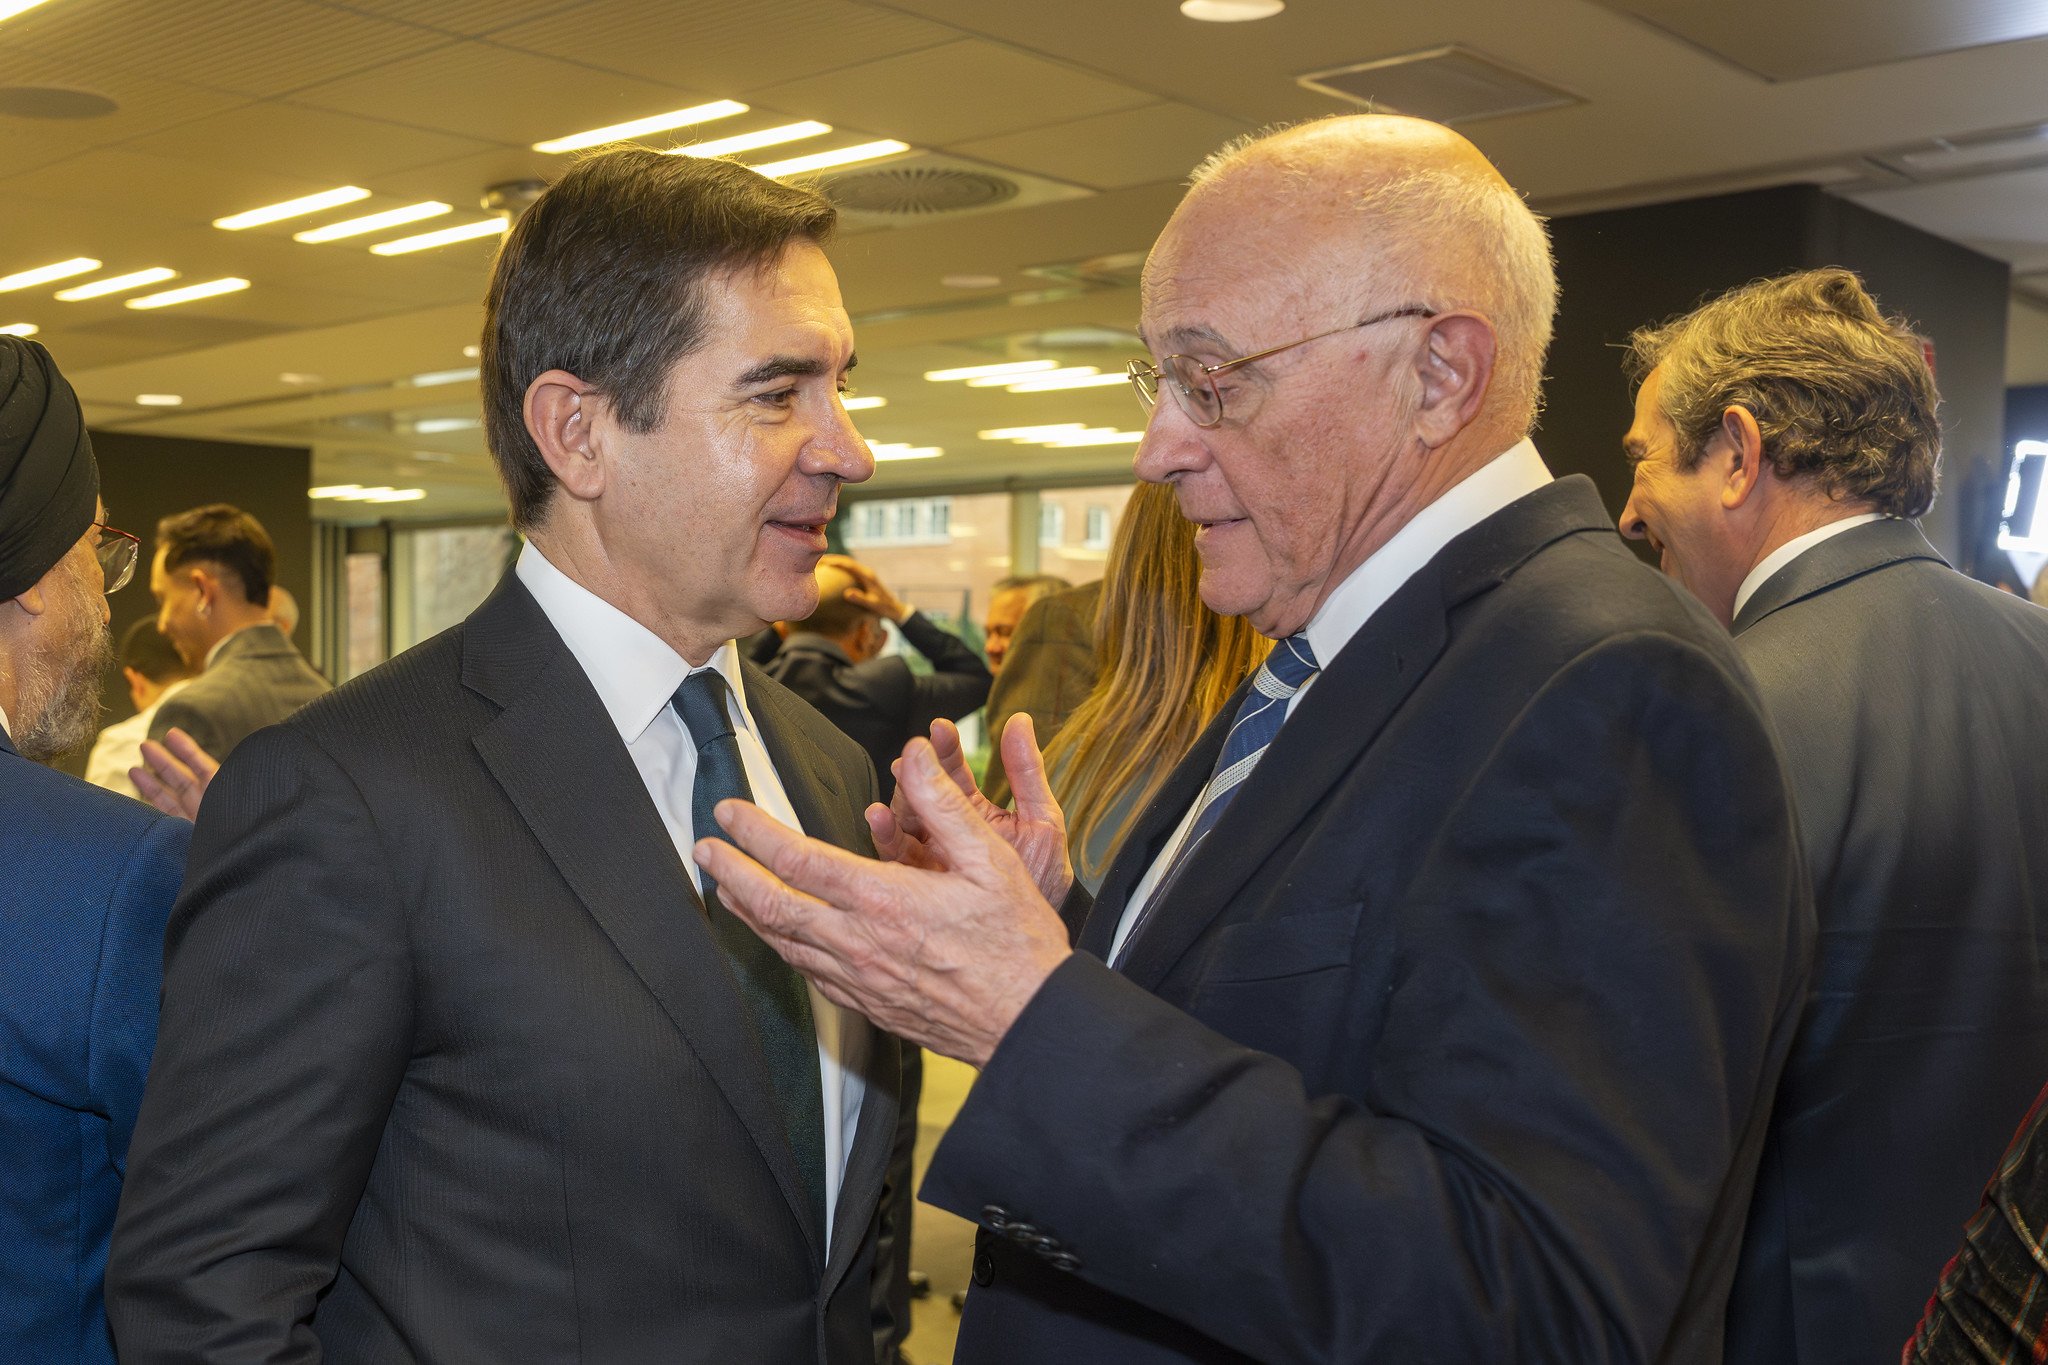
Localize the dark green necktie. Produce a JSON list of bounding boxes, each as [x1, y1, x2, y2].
[[672, 668, 827, 1236]]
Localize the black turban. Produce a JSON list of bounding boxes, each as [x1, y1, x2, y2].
[[0, 336, 98, 601]]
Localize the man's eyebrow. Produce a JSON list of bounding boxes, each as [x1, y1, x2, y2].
[[735, 355, 827, 386], [1161, 323, 1236, 357], [1623, 436, 1648, 465]]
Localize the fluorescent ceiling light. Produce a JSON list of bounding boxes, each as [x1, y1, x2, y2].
[[294, 201, 450, 243], [125, 277, 249, 309], [1044, 428, 1145, 446], [870, 442, 942, 461], [534, 99, 748, 154], [370, 219, 507, 255], [0, 0, 61, 23], [55, 267, 178, 301], [841, 395, 887, 411], [413, 417, 479, 434], [135, 393, 182, 406], [309, 484, 363, 498], [408, 366, 480, 388], [0, 322, 38, 336], [968, 365, 1098, 388], [214, 186, 370, 230], [749, 139, 910, 178], [0, 257, 100, 292], [980, 424, 1089, 440], [362, 488, 428, 503], [926, 359, 1059, 383], [673, 121, 831, 159], [1008, 372, 1131, 393], [1180, 0, 1284, 19]]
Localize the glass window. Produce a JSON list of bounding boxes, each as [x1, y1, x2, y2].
[[1039, 484, 1134, 583], [1039, 503, 1066, 547], [1084, 505, 1111, 550], [391, 523, 519, 653], [345, 551, 385, 681]]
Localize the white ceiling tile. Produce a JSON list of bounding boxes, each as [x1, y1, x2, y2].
[[119, 101, 498, 181], [953, 103, 1254, 191]]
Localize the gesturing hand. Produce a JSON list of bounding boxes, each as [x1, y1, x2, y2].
[[866, 714, 1073, 906], [697, 738, 1073, 1068], [131, 727, 220, 821]]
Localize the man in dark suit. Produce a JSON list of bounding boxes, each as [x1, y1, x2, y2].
[[0, 336, 189, 1365], [146, 503, 328, 760], [108, 149, 902, 1363], [1617, 267, 2048, 1364], [979, 579, 1099, 808], [696, 115, 1813, 1362], [769, 553, 990, 803]]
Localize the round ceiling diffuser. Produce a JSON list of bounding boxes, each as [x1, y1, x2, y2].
[[823, 166, 1018, 215], [0, 86, 118, 119]]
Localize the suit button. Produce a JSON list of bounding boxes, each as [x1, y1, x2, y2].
[[1002, 1220, 1041, 1244], [972, 1250, 995, 1287], [980, 1203, 1013, 1234], [1047, 1250, 1082, 1273]]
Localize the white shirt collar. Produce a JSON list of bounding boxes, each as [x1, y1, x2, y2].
[[1732, 512, 1887, 620], [514, 539, 753, 745], [1302, 437, 1553, 668]]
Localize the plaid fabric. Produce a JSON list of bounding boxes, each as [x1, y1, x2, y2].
[[1905, 1081, 2048, 1363]]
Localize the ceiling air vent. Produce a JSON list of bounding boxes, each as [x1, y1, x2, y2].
[[821, 164, 1020, 216], [1298, 46, 1580, 125]]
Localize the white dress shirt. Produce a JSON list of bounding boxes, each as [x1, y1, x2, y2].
[[1109, 439, 1555, 962], [1731, 513, 1887, 621], [85, 679, 190, 798], [516, 541, 866, 1238]]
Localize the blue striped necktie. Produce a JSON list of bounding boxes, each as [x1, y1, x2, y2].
[[1113, 633, 1319, 966]]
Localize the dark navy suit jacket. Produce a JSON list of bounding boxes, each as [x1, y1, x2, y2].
[[0, 722, 188, 1364]]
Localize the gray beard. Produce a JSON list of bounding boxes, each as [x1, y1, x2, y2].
[[13, 563, 113, 764]]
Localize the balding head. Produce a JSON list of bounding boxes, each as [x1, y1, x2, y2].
[[791, 560, 881, 650]]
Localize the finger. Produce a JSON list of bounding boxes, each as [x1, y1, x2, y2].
[[137, 739, 198, 800], [923, 719, 982, 800], [161, 727, 221, 781], [713, 797, 901, 913], [897, 739, 1009, 875], [694, 832, 827, 946], [129, 766, 184, 818], [865, 802, 905, 859], [1003, 714, 1063, 826]]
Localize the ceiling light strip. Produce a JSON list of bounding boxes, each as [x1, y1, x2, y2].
[[926, 359, 1058, 382], [0, 257, 100, 292], [671, 121, 832, 159], [370, 219, 507, 255], [967, 366, 1098, 388], [214, 186, 370, 230], [54, 267, 178, 301], [1007, 372, 1131, 392], [870, 442, 942, 461], [841, 395, 887, 410], [295, 201, 450, 243], [749, 140, 910, 179], [534, 99, 748, 154], [0, 322, 38, 336], [125, 277, 249, 310]]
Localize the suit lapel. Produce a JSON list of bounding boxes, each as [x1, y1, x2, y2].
[[1732, 517, 1947, 634], [463, 576, 827, 1263], [1108, 477, 1617, 992]]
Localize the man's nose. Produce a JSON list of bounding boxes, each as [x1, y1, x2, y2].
[[1133, 400, 1205, 484], [1618, 489, 1647, 541]]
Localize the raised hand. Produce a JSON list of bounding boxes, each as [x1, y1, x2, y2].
[[130, 727, 220, 821]]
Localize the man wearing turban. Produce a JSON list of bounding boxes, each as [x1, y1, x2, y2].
[[0, 336, 190, 1365]]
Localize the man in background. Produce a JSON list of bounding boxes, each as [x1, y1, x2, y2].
[[148, 502, 326, 761], [1618, 266, 2048, 1363], [84, 618, 192, 799], [979, 579, 1099, 807], [981, 572, 1066, 674], [0, 336, 188, 1365], [266, 583, 300, 639], [769, 553, 990, 803]]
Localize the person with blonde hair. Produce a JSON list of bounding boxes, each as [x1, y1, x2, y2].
[[1042, 481, 1267, 892]]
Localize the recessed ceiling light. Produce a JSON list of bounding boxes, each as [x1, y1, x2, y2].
[[1008, 371, 1131, 393], [294, 201, 450, 243], [54, 267, 178, 301], [135, 393, 182, 406], [407, 366, 480, 387], [461, 344, 480, 359], [841, 395, 887, 411], [968, 366, 1098, 388], [0, 257, 100, 292], [870, 442, 942, 461], [672, 120, 831, 159], [942, 274, 1003, 290], [1180, 0, 1284, 20], [370, 219, 507, 255], [926, 359, 1059, 382], [0, 1, 63, 25], [214, 186, 370, 231], [533, 99, 748, 154], [413, 417, 479, 434], [125, 277, 249, 309], [0, 322, 38, 336], [749, 140, 910, 179]]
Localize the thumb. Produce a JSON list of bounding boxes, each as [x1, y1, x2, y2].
[[1003, 713, 1062, 825]]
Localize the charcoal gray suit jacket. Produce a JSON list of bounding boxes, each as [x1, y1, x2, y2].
[[108, 574, 902, 1364], [148, 622, 328, 761]]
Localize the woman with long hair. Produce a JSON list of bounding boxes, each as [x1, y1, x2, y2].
[[1041, 481, 1270, 892]]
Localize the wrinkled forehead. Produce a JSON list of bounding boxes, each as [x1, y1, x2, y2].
[[1141, 190, 1354, 348]]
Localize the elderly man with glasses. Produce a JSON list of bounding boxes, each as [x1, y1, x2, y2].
[[0, 336, 189, 1365], [702, 115, 1813, 1362]]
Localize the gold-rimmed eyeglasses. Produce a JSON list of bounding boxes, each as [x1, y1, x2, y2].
[[90, 522, 141, 593], [1127, 305, 1437, 429]]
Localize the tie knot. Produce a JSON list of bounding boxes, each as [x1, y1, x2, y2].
[[1259, 633, 1319, 694], [672, 668, 736, 747]]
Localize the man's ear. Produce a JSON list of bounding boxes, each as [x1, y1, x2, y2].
[[1411, 312, 1498, 450], [1719, 404, 1767, 510], [5, 583, 47, 618], [525, 369, 607, 504]]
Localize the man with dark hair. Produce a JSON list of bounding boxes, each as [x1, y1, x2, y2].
[[111, 148, 902, 1364], [0, 336, 188, 1365], [1619, 266, 2048, 1363], [146, 502, 326, 760], [84, 618, 194, 798]]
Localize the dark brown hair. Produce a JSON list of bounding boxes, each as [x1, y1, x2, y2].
[[119, 616, 191, 683], [481, 148, 838, 529], [155, 503, 273, 605], [1627, 267, 1940, 518]]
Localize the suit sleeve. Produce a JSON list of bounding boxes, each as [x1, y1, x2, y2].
[[88, 813, 192, 1173], [107, 724, 414, 1364], [898, 609, 993, 733], [923, 633, 1812, 1361], [981, 596, 1094, 807], [147, 690, 225, 761]]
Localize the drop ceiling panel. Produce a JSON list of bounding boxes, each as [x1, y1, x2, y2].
[[1589, 0, 2048, 81], [1854, 165, 2048, 273], [291, 41, 705, 145], [0, 52, 250, 170], [0, 0, 454, 99], [323, 0, 591, 38], [952, 102, 1253, 191], [0, 147, 355, 229], [753, 40, 1155, 147], [121, 101, 498, 182], [490, 0, 958, 95]]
